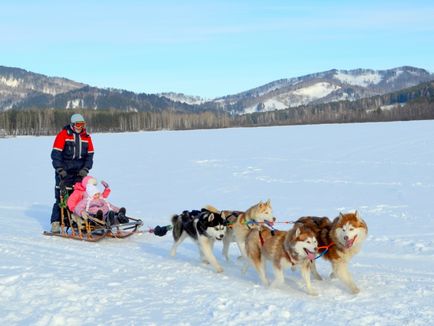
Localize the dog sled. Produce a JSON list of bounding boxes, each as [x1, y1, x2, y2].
[[43, 214, 144, 242], [43, 182, 143, 242]]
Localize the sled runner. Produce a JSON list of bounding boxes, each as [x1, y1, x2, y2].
[[44, 182, 143, 242]]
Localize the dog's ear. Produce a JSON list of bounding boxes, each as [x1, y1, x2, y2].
[[226, 214, 238, 224], [339, 212, 345, 220], [355, 210, 361, 220], [295, 227, 301, 238], [266, 199, 271, 206], [208, 213, 215, 222]]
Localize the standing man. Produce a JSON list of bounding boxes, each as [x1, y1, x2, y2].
[[50, 113, 94, 232]]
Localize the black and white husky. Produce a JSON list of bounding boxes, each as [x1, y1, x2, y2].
[[170, 209, 227, 273]]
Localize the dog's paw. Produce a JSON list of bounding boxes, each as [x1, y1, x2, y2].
[[215, 266, 224, 273], [170, 250, 177, 257], [313, 274, 323, 281], [308, 289, 319, 296], [241, 263, 249, 274], [350, 286, 360, 294], [270, 280, 282, 288]]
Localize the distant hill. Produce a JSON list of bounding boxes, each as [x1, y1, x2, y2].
[[1, 80, 433, 136], [0, 66, 203, 113], [0, 65, 432, 114], [206, 66, 434, 114], [231, 80, 434, 127], [0, 66, 84, 110]]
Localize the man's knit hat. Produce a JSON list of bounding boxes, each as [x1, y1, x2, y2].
[[71, 113, 85, 124]]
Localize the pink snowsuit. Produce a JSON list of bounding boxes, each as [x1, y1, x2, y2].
[[67, 176, 119, 217]]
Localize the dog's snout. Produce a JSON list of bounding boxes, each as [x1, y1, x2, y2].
[[344, 235, 349, 241]]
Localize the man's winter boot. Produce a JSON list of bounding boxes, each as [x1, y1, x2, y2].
[[51, 221, 60, 233]]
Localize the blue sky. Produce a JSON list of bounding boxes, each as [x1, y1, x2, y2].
[[1, 0, 433, 98]]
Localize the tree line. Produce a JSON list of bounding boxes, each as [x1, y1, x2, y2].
[[0, 100, 433, 136], [1, 80, 434, 136], [0, 109, 233, 135]]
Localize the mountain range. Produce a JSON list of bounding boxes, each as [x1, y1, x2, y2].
[[0, 65, 432, 113]]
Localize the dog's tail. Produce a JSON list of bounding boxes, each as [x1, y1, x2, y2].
[[171, 214, 183, 241], [204, 204, 219, 213]]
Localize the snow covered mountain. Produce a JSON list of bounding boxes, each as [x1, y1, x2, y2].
[[157, 92, 207, 105], [0, 66, 199, 113], [0, 65, 432, 113], [213, 66, 434, 114], [0, 66, 85, 110]]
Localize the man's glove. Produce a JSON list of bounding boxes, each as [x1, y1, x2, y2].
[[56, 168, 68, 179], [101, 180, 109, 188], [78, 168, 89, 177]]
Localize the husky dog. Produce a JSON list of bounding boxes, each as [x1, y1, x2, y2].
[[204, 205, 244, 261], [170, 209, 227, 273], [221, 210, 244, 261], [245, 224, 319, 295], [229, 200, 274, 262], [296, 211, 368, 294]]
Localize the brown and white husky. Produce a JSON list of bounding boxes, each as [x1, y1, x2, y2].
[[296, 211, 368, 294], [229, 200, 274, 261], [245, 223, 319, 295]]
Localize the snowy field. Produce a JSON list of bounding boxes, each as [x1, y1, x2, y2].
[[1, 121, 434, 325]]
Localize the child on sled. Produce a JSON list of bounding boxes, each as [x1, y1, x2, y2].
[[67, 176, 129, 226]]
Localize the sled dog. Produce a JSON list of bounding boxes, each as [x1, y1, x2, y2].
[[221, 210, 244, 261], [170, 209, 227, 273], [204, 205, 244, 261], [245, 224, 319, 295], [227, 200, 274, 262], [296, 211, 368, 294]]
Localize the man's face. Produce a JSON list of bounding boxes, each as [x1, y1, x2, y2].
[[73, 121, 85, 133]]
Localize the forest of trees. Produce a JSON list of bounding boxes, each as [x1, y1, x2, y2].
[[0, 109, 232, 135], [1, 81, 433, 136], [0, 100, 433, 136]]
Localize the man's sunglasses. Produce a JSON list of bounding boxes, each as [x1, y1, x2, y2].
[[74, 122, 86, 128]]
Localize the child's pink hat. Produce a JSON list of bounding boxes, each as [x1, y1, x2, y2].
[[82, 175, 97, 187]]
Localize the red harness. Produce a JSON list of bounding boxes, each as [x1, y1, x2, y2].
[[259, 231, 265, 246]]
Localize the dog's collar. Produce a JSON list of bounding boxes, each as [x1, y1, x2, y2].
[[239, 215, 251, 229], [225, 211, 241, 228]]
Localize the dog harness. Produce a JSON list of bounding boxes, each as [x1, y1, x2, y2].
[[315, 242, 335, 260]]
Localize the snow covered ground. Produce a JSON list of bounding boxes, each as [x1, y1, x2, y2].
[[1, 121, 434, 325]]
